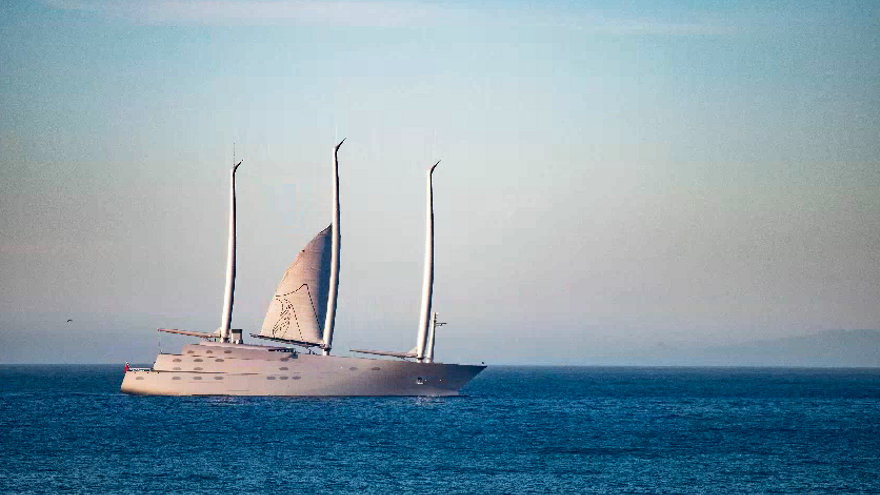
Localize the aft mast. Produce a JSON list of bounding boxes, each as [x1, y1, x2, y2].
[[416, 161, 440, 362], [322, 139, 344, 355], [220, 159, 242, 343], [425, 311, 444, 363]]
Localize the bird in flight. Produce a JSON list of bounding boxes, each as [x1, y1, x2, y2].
[[66, 319, 73, 323]]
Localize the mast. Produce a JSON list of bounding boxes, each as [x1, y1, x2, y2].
[[322, 139, 344, 355], [425, 312, 437, 363], [416, 161, 440, 362], [220, 160, 242, 343], [425, 312, 447, 363]]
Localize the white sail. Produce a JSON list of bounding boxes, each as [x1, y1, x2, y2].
[[259, 226, 333, 345]]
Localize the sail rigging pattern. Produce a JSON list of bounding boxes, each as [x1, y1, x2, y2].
[[268, 283, 319, 343], [259, 226, 333, 346]]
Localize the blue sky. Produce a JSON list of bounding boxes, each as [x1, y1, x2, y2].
[[1, 0, 878, 363]]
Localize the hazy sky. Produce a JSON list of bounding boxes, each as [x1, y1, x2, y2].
[[1, 0, 878, 364]]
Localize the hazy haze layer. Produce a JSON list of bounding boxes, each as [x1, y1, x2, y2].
[[1, 0, 878, 364]]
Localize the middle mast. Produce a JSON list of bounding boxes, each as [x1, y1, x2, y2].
[[321, 139, 344, 355]]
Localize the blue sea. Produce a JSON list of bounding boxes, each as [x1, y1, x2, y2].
[[1, 366, 879, 494]]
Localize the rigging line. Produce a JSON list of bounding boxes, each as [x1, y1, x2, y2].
[[304, 285, 319, 327], [293, 283, 313, 341]]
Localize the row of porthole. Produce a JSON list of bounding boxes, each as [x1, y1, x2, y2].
[[168, 376, 228, 381], [139, 374, 388, 382], [177, 356, 242, 360], [166, 364, 380, 371], [172, 358, 225, 363], [186, 350, 234, 354], [137, 375, 302, 382]]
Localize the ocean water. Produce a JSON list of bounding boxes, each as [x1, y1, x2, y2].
[[1, 366, 879, 494]]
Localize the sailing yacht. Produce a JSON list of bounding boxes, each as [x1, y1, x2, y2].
[[121, 142, 485, 396]]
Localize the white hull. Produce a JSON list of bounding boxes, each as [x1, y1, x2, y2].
[[121, 341, 485, 397]]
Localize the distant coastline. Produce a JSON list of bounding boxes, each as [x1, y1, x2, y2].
[[581, 329, 880, 368]]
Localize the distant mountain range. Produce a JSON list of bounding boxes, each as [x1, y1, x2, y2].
[[600, 329, 880, 367]]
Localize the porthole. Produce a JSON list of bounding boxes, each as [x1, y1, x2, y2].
[[279, 367, 289, 371], [135, 377, 144, 380], [279, 376, 289, 380], [267, 376, 276, 380], [172, 376, 181, 381], [224, 350, 232, 354], [194, 359, 203, 362], [292, 376, 301, 380], [214, 376, 224, 380], [194, 367, 203, 371], [349, 367, 358, 371], [215, 359, 224, 362], [281, 358, 290, 362], [173, 367, 181, 371], [371, 367, 381, 371], [193, 376, 202, 381], [172, 358, 182, 362], [187, 350, 194, 354], [206, 350, 213, 354]]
